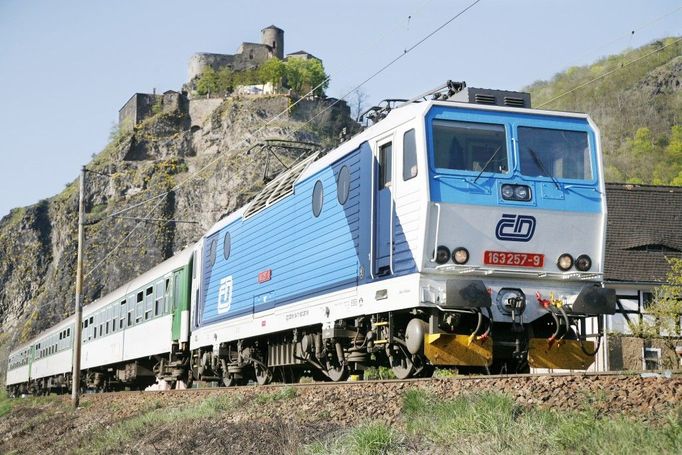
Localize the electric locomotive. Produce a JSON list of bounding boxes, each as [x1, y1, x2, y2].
[[186, 82, 616, 385]]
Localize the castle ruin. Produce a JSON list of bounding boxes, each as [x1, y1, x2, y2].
[[119, 25, 334, 131]]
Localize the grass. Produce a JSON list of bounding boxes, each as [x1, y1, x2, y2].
[[400, 389, 682, 454], [76, 394, 237, 454], [306, 390, 682, 455], [306, 422, 400, 455], [254, 386, 297, 404], [0, 390, 13, 418]]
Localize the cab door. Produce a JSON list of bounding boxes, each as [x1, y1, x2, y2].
[[374, 138, 394, 276]]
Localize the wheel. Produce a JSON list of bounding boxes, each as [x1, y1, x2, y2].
[[255, 363, 273, 386], [325, 364, 349, 382], [389, 345, 415, 380]]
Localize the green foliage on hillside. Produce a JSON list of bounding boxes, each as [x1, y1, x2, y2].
[[195, 58, 329, 97], [526, 37, 682, 185]]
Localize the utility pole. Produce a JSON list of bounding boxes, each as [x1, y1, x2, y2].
[[72, 166, 85, 408]]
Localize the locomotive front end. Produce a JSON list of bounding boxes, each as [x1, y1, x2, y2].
[[419, 93, 615, 372]]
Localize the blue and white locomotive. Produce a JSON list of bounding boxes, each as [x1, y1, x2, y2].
[[6, 82, 616, 393], [187, 82, 615, 384]]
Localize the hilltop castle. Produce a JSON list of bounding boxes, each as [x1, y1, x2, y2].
[[117, 25, 347, 133], [187, 25, 318, 82]]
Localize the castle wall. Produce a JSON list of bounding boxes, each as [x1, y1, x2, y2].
[[188, 53, 236, 81], [189, 98, 224, 128]]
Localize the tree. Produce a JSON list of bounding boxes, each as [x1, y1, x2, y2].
[[258, 58, 286, 88], [349, 88, 370, 122], [284, 58, 329, 97], [195, 67, 235, 96]]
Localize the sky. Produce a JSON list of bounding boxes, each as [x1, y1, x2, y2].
[[0, 0, 680, 218]]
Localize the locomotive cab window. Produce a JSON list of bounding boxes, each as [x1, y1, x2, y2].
[[432, 120, 507, 173], [518, 126, 592, 180]]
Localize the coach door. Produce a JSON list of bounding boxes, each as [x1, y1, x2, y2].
[[374, 138, 394, 276]]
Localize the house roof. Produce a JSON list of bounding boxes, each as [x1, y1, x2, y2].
[[605, 183, 682, 283]]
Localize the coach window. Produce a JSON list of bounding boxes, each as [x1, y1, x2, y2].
[[312, 180, 323, 217], [337, 166, 350, 205], [379, 142, 393, 189], [403, 129, 418, 180], [145, 287, 153, 320], [136, 291, 144, 323], [164, 279, 171, 314], [155, 281, 165, 317]]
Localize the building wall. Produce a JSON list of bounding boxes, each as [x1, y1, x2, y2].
[[608, 336, 681, 370]]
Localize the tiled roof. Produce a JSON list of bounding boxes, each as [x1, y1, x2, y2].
[[605, 183, 682, 283]]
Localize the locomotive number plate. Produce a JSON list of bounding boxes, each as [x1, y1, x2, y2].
[[484, 251, 544, 267]]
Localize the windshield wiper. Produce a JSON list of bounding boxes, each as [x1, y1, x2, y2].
[[473, 145, 504, 183], [527, 147, 560, 189]]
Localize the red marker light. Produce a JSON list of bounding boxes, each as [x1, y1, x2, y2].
[[258, 269, 272, 283]]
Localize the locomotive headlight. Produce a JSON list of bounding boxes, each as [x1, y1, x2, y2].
[[575, 254, 592, 271], [434, 245, 451, 265], [514, 185, 530, 201], [452, 247, 469, 264], [557, 253, 573, 271], [501, 184, 515, 199]]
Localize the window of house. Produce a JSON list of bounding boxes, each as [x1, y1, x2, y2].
[[643, 347, 661, 370]]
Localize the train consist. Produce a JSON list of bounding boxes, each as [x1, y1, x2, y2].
[[6, 82, 616, 395]]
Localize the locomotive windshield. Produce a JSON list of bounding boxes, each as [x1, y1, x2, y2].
[[432, 120, 508, 173], [518, 127, 592, 180]]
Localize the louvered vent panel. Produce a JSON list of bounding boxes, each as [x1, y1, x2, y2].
[[243, 152, 320, 218], [504, 97, 526, 107], [474, 94, 496, 105]]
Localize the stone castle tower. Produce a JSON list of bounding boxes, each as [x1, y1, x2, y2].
[[261, 25, 284, 59]]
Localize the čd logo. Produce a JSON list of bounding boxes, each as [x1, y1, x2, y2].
[[496, 214, 536, 242]]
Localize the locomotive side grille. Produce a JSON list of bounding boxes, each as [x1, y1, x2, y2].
[[244, 152, 320, 218], [474, 94, 496, 105], [504, 97, 526, 107]]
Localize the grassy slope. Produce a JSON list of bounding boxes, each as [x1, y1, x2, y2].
[[311, 390, 682, 455], [526, 37, 682, 185]]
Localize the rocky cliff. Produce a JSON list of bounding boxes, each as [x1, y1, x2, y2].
[[0, 94, 356, 384]]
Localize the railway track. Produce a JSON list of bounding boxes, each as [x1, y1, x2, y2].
[[85, 369, 680, 397]]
